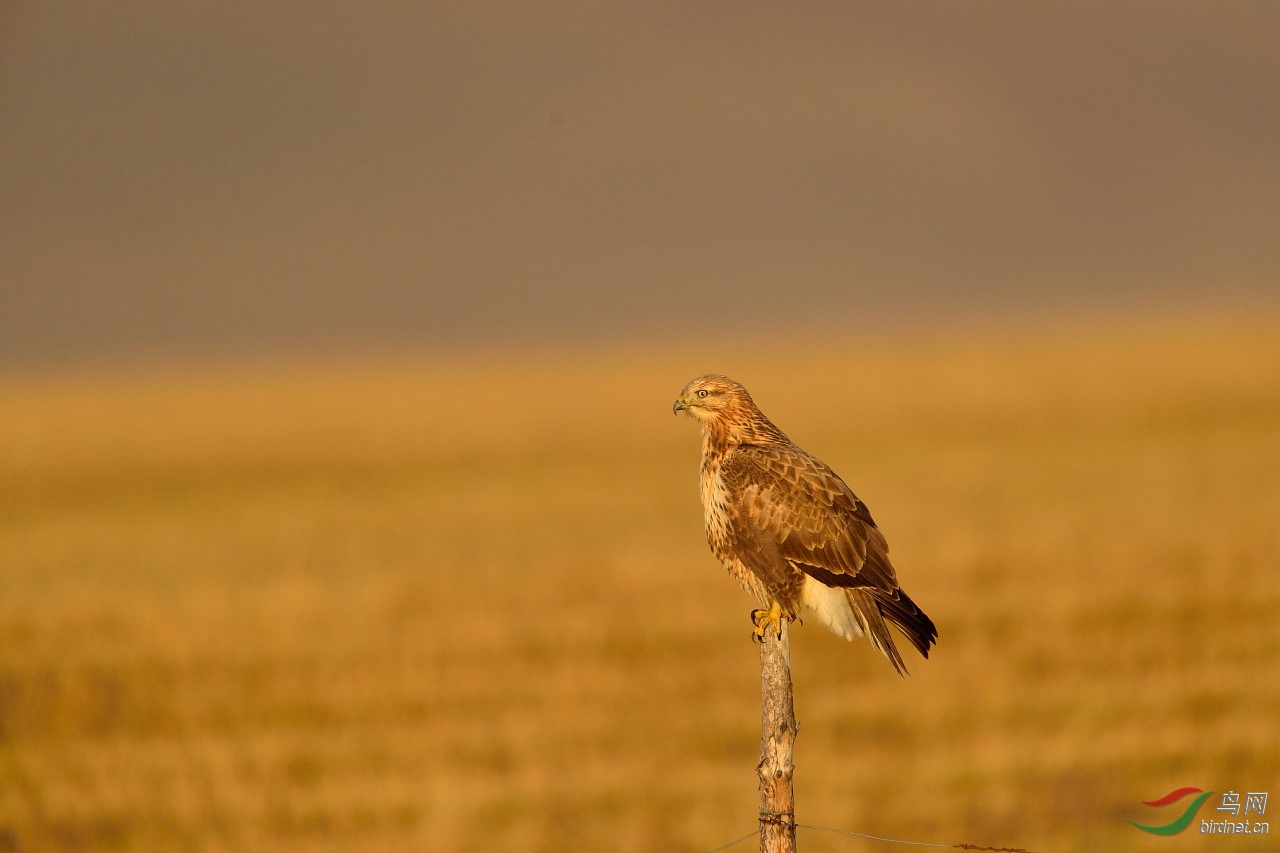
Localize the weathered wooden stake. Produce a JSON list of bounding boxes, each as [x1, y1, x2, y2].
[[758, 618, 798, 853]]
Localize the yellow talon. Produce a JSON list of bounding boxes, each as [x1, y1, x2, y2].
[[750, 601, 786, 642]]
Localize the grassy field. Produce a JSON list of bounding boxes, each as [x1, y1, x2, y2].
[[1, 318, 1277, 852]]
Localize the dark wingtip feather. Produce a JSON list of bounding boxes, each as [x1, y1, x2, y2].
[[877, 588, 937, 661]]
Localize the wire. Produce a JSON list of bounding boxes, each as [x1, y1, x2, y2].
[[703, 823, 1042, 853], [702, 828, 758, 853], [796, 823, 954, 848]]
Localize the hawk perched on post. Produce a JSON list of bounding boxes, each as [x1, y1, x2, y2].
[[674, 374, 936, 675]]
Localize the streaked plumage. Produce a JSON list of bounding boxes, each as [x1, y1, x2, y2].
[[674, 374, 936, 675]]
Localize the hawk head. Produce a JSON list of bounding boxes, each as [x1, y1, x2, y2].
[[673, 374, 753, 423]]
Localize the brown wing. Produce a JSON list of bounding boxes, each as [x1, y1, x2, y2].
[[720, 443, 936, 659], [720, 443, 894, 590]]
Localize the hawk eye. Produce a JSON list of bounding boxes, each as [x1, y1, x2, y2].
[[696, 389, 709, 398]]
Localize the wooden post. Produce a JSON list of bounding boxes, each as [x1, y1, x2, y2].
[[758, 618, 798, 852]]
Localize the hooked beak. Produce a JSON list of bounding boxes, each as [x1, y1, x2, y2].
[[672, 396, 688, 415]]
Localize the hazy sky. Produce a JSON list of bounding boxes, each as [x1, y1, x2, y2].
[[3, 2, 1278, 368]]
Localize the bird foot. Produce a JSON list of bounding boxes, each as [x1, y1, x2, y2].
[[751, 602, 786, 642]]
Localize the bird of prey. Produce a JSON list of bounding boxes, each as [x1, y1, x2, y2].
[[674, 374, 936, 675]]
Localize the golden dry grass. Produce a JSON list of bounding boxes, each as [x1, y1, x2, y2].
[[1, 318, 1277, 852]]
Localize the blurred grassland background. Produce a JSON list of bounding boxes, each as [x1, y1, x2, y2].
[[2, 317, 1277, 852], [5, 4, 1280, 851]]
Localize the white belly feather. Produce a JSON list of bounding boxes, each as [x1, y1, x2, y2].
[[801, 575, 865, 641]]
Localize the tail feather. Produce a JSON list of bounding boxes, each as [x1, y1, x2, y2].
[[847, 589, 909, 676], [878, 587, 937, 660], [846, 588, 937, 677]]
